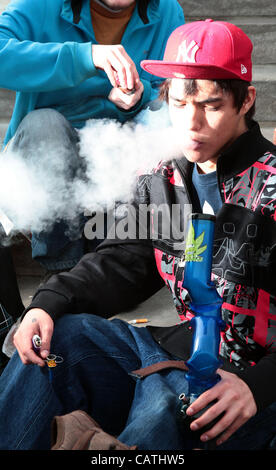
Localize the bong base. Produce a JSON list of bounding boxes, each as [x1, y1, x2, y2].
[[178, 394, 222, 450]]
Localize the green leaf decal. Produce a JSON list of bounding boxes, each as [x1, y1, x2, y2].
[[185, 225, 207, 261]]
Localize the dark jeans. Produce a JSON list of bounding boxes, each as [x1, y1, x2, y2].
[[7, 109, 100, 271], [0, 314, 275, 450], [0, 245, 24, 373]]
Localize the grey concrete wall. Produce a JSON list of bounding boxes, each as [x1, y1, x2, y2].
[[179, 0, 276, 127], [0, 0, 9, 13], [179, 0, 276, 17]]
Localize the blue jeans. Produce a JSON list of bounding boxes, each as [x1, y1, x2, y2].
[[8, 109, 101, 271], [0, 314, 275, 450]]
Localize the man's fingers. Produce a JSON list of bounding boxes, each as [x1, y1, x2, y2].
[[108, 80, 143, 110], [40, 324, 53, 359], [12, 308, 54, 366], [187, 370, 257, 445], [112, 46, 138, 90], [190, 400, 224, 431], [92, 45, 138, 90], [108, 52, 128, 88], [216, 417, 245, 446], [199, 405, 240, 442], [200, 411, 246, 446], [105, 62, 118, 88], [186, 387, 217, 417], [15, 338, 46, 367], [25, 348, 46, 367]]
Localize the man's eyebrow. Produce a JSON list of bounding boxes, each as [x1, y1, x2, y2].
[[197, 97, 223, 105], [168, 94, 223, 104], [168, 94, 184, 102], [169, 93, 185, 103]]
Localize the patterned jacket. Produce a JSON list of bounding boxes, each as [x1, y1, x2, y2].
[[147, 121, 276, 411], [28, 121, 276, 411]]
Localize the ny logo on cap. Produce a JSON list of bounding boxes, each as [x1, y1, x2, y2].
[[176, 39, 199, 63]]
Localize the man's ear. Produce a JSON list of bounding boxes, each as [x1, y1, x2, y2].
[[241, 85, 256, 116]]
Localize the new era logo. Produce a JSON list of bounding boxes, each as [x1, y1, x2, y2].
[[176, 39, 199, 63], [241, 64, 247, 74]]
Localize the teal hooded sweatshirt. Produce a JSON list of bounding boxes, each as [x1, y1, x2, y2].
[[0, 0, 184, 145]]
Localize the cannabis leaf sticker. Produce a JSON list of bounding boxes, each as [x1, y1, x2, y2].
[[185, 225, 207, 262]]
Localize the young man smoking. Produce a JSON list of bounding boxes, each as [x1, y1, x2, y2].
[[1, 19, 276, 451]]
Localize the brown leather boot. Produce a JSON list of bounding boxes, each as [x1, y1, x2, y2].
[[51, 410, 137, 450]]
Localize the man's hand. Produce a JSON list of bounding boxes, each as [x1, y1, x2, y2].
[[13, 308, 54, 367], [108, 79, 144, 110], [92, 44, 139, 91], [186, 369, 257, 446]]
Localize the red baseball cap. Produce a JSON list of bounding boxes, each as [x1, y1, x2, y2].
[[141, 19, 253, 81]]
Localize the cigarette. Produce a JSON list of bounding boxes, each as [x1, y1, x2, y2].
[[128, 318, 149, 324]]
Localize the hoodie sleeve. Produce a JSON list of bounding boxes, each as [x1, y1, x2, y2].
[[0, 0, 96, 92]]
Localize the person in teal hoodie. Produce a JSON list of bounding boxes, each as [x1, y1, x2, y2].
[[0, 0, 184, 273]]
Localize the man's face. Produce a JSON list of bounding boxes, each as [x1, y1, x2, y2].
[[168, 79, 249, 171], [101, 0, 136, 10]]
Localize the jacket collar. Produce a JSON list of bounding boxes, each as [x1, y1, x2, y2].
[[61, 0, 160, 30], [61, 0, 75, 22], [175, 121, 276, 184], [61, 0, 92, 34], [217, 120, 276, 181]]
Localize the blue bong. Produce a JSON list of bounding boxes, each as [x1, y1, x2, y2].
[[178, 213, 225, 446]]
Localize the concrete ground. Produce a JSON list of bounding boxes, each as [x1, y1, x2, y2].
[[13, 237, 179, 328]]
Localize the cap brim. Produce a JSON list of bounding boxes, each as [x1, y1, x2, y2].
[[141, 60, 249, 81]]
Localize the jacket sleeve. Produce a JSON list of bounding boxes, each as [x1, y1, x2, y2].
[[235, 352, 276, 413], [0, 0, 96, 92], [25, 239, 163, 322], [23, 174, 164, 322]]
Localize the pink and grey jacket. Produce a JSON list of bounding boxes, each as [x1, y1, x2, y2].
[[26, 121, 276, 412]]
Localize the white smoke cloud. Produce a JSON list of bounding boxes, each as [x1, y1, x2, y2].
[[76, 114, 181, 211], [0, 144, 79, 235], [0, 105, 182, 240]]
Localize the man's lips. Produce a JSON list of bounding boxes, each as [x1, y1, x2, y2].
[[182, 138, 205, 151]]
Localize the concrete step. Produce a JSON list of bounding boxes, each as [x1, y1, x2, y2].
[[0, 120, 8, 146], [253, 65, 276, 122], [0, 64, 275, 126], [181, 0, 276, 17], [0, 88, 14, 121], [238, 18, 276, 65], [259, 123, 276, 143], [2, 0, 276, 17], [185, 16, 276, 65], [0, 0, 10, 14]]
